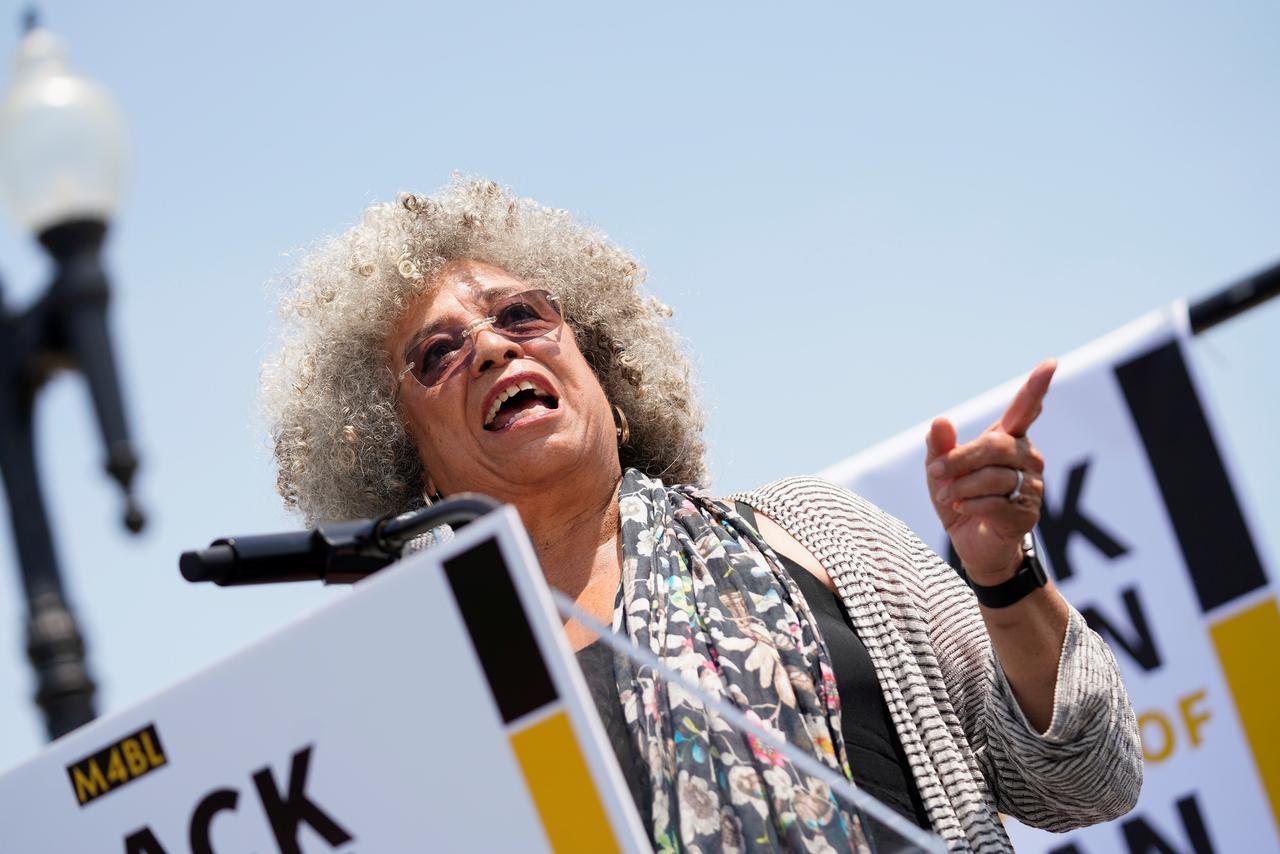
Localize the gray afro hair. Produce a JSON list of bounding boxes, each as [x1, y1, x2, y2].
[[260, 176, 707, 524]]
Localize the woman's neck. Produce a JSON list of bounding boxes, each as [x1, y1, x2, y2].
[[518, 473, 622, 596]]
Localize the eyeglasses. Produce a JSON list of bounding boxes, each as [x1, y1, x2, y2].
[[397, 288, 563, 389]]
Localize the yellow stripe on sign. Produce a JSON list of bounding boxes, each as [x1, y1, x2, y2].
[[509, 709, 621, 853], [1210, 595, 1280, 827]]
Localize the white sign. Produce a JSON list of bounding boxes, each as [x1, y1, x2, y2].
[[824, 303, 1280, 853], [0, 507, 649, 853]]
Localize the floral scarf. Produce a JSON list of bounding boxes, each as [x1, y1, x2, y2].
[[613, 469, 866, 852]]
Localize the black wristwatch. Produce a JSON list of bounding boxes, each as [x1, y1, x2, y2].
[[956, 533, 1048, 608]]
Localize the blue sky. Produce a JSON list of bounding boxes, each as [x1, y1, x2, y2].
[[0, 1, 1276, 770]]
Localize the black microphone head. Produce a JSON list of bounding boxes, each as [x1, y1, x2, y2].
[[180, 545, 236, 584]]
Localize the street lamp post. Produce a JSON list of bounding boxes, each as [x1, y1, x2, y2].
[[0, 20, 143, 739]]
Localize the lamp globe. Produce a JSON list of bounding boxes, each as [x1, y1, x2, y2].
[[0, 26, 128, 235]]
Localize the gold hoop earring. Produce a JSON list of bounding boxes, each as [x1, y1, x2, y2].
[[613, 404, 630, 447]]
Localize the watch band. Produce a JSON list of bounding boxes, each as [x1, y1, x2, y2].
[[956, 533, 1048, 608]]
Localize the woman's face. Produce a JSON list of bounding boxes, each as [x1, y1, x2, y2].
[[388, 260, 621, 500]]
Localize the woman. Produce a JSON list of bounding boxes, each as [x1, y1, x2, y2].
[[262, 177, 1141, 852]]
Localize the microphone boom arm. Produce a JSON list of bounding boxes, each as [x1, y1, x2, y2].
[[180, 495, 502, 587]]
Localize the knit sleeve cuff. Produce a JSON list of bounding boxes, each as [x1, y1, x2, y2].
[[991, 606, 1099, 745]]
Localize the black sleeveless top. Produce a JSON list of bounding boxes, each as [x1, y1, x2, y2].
[[574, 505, 931, 831]]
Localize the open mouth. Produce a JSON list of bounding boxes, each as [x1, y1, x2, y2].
[[483, 379, 560, 431]]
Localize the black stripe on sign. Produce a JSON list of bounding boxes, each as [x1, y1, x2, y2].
[[1115, 339, 1267, 613], [443, 537, 558, 724]]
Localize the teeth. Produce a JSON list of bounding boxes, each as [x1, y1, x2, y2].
[[484, 380, 553, 428], [500, 403, 550, 429]]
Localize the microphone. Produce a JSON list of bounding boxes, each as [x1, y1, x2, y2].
[[180, 495, 502, 587]]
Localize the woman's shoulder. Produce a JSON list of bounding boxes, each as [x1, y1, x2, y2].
[[731, 475, 904, 533], [729, 476, 936, 573]]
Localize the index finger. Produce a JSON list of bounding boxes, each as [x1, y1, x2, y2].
[[999, 358, 1057, 437]]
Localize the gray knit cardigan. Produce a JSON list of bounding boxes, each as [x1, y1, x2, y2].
[[732, 477, 1142, 853]]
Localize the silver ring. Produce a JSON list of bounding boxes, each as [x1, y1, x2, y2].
[[1003, 468, 1024, 501]]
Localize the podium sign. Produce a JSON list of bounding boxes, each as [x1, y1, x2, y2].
[[0, 507, 650, 852]]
